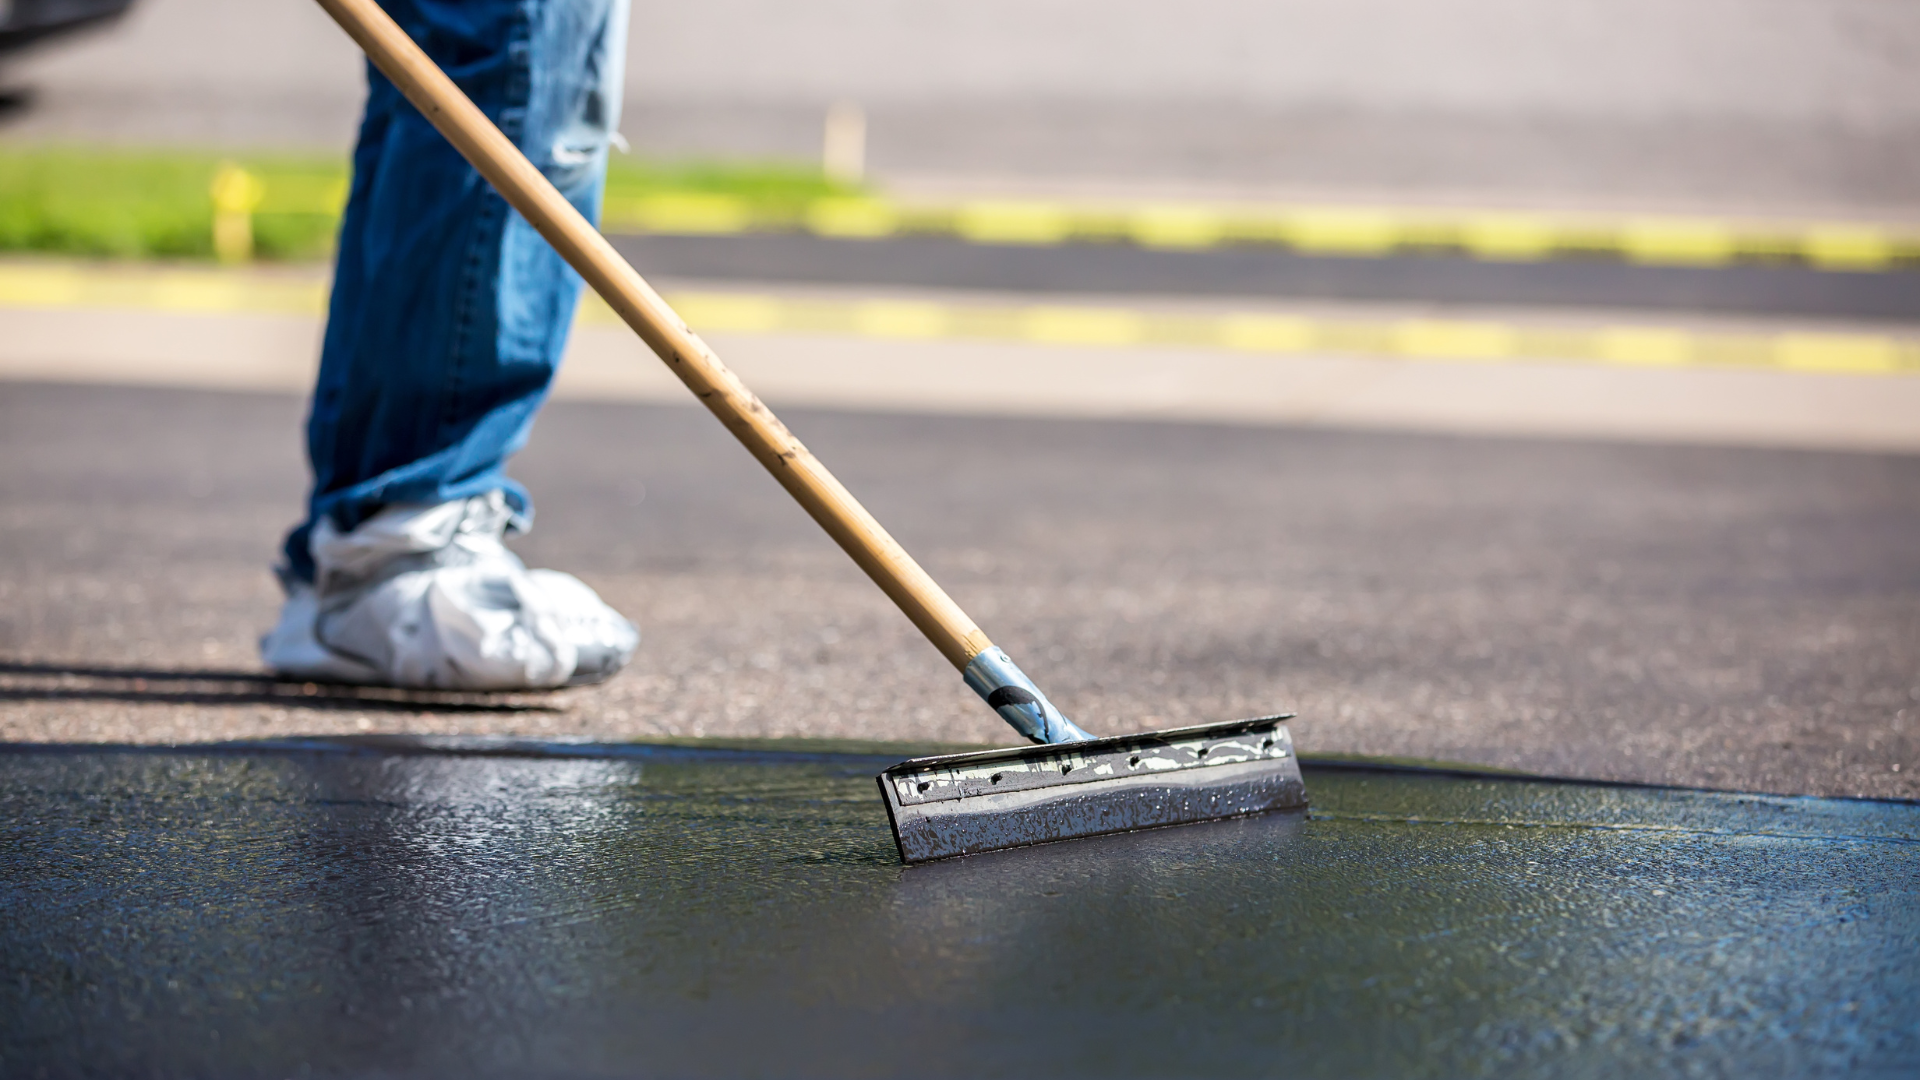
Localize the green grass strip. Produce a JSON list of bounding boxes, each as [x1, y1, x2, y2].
[[0, 144, 857, 262]]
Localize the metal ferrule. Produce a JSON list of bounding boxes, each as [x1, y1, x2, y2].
[[962, 648, 1095, 745]]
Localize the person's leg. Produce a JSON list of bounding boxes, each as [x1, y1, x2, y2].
[[265, 0, 636, 689], [287, 0, 630, 578]]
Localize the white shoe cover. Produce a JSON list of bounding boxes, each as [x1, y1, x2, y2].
[[260, 492, 638, 690]]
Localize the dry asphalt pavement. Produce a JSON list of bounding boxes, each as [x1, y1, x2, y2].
[[2, 379, 1914, 799]]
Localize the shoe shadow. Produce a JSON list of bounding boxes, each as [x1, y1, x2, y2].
[[0, 660, 566, 714]]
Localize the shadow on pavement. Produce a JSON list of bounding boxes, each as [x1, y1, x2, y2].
[[0, 659, 565, 713]]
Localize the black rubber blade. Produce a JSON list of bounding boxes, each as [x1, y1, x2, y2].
[[878, 715, 1306, 863]]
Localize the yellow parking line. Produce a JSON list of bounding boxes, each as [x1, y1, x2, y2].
[[0, 263, 329, 315], [1, 263, 1914, 377], [77, 163, 1919, 269], [605, 292, 1920, 378], [599, 195, 1920, 270]]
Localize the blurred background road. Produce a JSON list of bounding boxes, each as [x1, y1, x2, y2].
[[0, 0, 1915, 796], [6, 0, 1919, 214]]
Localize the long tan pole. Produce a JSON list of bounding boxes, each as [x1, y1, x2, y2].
[[311, 0, 993, 669]]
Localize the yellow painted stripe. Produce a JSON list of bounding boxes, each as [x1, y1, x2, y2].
[[173, 173, 1920, 269], [598, 195, 1920, 270], [1, 263, 1914, 377], [0, 263, 329, 315], [602, 293, 1919, 378]]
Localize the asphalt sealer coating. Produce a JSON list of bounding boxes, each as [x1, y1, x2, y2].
[[1, 738, 1914, 1079]]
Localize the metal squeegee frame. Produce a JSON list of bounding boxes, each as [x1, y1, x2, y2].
[[881, 716, 1308, 863]]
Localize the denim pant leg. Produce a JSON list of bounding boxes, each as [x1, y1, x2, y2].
[[283, 0, 630, 583]]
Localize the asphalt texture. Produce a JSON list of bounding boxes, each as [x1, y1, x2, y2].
[[613, 234, 1920, 325], [1, 380, 1915, 799], [1, 740, 1914, 1078]]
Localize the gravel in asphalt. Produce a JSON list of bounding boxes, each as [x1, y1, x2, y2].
[[1, 381, 1914, 798]]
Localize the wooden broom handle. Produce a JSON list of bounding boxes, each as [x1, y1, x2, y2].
[[314, 0, 993, 670]]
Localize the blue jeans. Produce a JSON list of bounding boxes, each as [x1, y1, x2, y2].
[[284, 0, 629, 582]]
